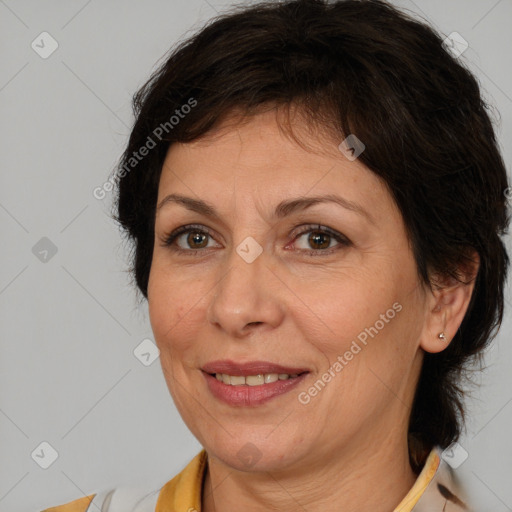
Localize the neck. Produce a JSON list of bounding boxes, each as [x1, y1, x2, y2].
[[202, 424, 418, 512]]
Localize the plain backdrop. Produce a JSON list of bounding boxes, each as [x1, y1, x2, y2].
[[1, 1, 511, 511]]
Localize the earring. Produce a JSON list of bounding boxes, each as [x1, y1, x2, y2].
[[438, 332, 447, 341]]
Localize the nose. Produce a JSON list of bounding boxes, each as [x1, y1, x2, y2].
[[206, 246, 285, 339]]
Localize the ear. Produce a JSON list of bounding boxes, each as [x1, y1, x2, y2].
[[419, 250, 480, 354]]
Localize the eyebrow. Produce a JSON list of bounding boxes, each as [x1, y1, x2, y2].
[[156, 193, 374, 223]]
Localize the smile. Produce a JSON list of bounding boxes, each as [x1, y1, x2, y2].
[[214, 373, 300, 386], [202, 371, 309, 406]]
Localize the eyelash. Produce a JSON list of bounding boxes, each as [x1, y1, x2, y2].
[[161, 223, 351, 257]]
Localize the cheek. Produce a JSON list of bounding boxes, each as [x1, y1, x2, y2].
[[147, 261, 211, 355], [286, 256, 422, 387], [147, 264, 179, 343], [287, 267, 395, 351], [147, 265, 208, 406]]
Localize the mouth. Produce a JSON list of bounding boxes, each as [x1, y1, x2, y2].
[[201, 360, 310, 406], [201, 359, 310, 377], [207, 371, 307, 386]]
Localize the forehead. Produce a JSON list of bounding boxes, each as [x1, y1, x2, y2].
[[157, 110, 397, 224], [178, 108, 344, 158]]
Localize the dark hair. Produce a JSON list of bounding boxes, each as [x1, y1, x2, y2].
[[114, 0, 509, 468]]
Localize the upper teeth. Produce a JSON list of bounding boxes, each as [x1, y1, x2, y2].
[[215, 373, 299, 386]]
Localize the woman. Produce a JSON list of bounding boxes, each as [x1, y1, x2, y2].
[[42, 0, 509, 510]]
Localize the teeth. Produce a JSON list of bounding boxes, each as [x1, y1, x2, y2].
[[230, 375, 246, 386], [215, 373, 301, 386], [246, 374, 264, 386]]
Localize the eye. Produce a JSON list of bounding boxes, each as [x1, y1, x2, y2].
[[290, 225, 351, 255], [161, 224, 220, 253], [161, 223, 351, 256]]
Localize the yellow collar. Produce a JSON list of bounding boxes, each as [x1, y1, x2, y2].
[[156, 449, 207, 512]]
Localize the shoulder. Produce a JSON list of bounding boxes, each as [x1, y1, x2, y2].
[[40, 494, 95, 512], [39, 486, 160, 512], [38, 450, 208, 512], [412, 445, 476, 512]]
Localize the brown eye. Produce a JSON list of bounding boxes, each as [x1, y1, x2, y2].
[[186, 231, 209, 249], [307, 231, 331, 250], [291, 225, 351, 255], [162, 224, 219, 252]]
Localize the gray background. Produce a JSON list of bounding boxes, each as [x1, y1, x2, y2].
[[1, 1, 511, 511]]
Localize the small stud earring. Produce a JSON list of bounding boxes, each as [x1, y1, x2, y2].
[[438, 332, 447, 341]]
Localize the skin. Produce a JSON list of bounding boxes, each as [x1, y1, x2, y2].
[[147, 107, 478, 512]]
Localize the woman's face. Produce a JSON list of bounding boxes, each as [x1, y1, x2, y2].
[[148, 110, 430, 473]]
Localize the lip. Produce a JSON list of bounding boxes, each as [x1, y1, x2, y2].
[[201, 360, 310, 407], [201, 359, 310, 376], [202, 371, 308, 407]]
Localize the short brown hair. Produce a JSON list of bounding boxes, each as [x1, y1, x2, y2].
[[114, 0, 510, 465]]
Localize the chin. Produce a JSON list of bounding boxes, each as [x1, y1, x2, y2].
[[204, 434, 308, 473]]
